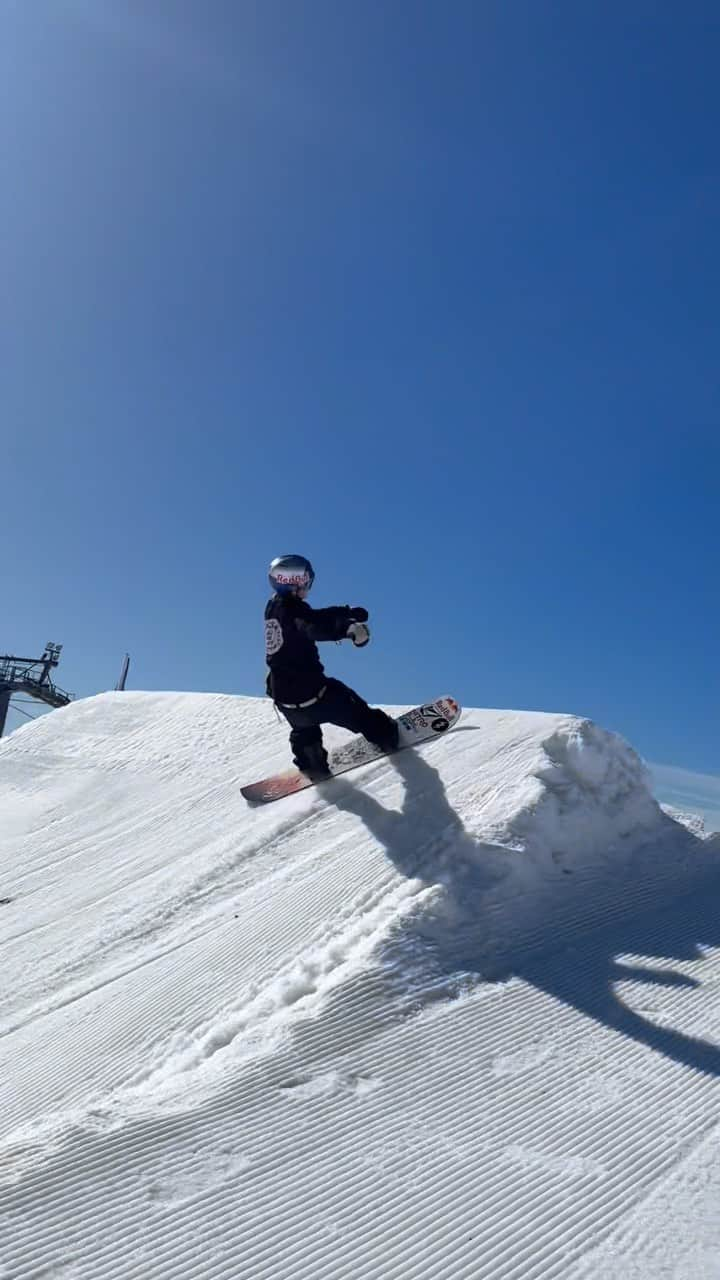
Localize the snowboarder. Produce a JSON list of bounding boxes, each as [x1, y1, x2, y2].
[[265, 554, 399, 779]]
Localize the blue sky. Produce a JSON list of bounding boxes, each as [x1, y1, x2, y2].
[[3, 1, 718, 776]]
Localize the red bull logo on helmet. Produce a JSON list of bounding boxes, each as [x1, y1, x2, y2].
[[269, 554, 315, 595], [274, 570, 310, 586]]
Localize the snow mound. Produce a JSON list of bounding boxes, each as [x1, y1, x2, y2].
[[660, 804, 709, 839], [0, 695, 702, 1039], [1, 693, 716, 1280]]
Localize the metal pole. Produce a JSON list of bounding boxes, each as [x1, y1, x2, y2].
[[0, 690, 11, 738], [116, 654, 130, 692]]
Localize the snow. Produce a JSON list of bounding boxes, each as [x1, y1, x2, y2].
[[1, 691, 720, 1278], [651, 762, 720, 835]]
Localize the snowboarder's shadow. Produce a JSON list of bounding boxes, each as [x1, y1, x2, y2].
[[322, 740, 502, 884], [517, 868, 720, 1081], [320, 744, 512, 974], [322, 753, 720, 1081]]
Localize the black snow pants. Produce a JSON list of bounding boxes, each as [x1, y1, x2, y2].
[[276, 678, 398, 773]]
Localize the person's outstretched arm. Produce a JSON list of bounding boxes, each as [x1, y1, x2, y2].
[[293, 600, 368, 643]]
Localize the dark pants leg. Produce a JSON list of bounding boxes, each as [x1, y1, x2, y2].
[[276, 712, 329, 776], [277, 678, 398, 774], [320, 679, 399, 749]]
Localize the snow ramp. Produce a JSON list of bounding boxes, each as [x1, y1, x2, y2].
[[1, 693, 719, 1279]]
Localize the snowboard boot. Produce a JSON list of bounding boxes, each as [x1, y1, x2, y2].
[[295, 741, 331, 781]]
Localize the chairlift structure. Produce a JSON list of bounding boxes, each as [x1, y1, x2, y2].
[[0, 643, 72, 737]]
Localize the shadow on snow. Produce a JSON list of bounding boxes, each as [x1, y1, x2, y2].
[[319, 740, 720, 1081]]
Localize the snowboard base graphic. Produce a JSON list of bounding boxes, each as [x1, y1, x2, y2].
[[241, 696, 461, 805]]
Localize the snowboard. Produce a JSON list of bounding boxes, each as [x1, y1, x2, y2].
[[241, 696, 461, 805]]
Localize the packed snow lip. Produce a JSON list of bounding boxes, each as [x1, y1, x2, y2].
[[1, 691, 719, 1280]]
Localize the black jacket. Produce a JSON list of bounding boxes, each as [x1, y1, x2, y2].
[[264, 594, 363, 704]]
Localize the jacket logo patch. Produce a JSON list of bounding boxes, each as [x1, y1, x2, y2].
[[265, 618, 284, 657]]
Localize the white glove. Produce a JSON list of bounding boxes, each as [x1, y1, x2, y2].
[[347, 621, 370, 647]]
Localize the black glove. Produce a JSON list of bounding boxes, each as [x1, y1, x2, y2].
[[349, 606, 369, 622]]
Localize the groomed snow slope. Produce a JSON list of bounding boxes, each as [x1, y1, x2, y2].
[[2, 693, 720, 1279]]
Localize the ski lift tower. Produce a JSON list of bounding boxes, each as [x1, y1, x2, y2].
[[0, 643, 72, 737]]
